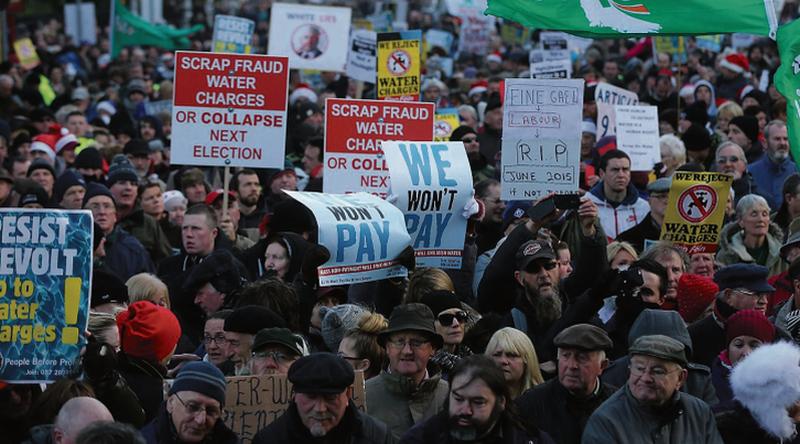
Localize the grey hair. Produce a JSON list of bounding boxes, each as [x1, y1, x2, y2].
[[458, 104, 478, 121], [735, 194, 769, 220], [764, 120, 787, 140], [641, 240, 689, 271], [660, 134, 686, 164], [715, 141, 747, 166]]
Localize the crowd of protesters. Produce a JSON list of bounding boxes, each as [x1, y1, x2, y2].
[[4, 0, 800, 443]]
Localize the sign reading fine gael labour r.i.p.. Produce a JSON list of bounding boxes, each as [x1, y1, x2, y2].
[[0, 209, 92, 382]]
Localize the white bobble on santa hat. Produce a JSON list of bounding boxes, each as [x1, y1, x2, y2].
[[30, 133, 57, 162], [720, 53, 751, 78], [487, 51, 502, 64], [55, 127, 79, 154], [468, 80, 489, 97]]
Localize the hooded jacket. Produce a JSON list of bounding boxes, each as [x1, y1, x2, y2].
[[716, 222, 786, 277], [241, 231, 310, 282], [586, 181, 650, 240], [600, 309, 718, 405], [694, 80, 718, 120], [365, 371, 449, 442]]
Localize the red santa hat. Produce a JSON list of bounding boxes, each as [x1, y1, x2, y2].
[[720, 53, 750, 77], [31, 133, 58, 162], [487, 51, 502, 64], [55, 127, 79, 154], [468, 80, 489, 97], [289, 83, 318, 106]]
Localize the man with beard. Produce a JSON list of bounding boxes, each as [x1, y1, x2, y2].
[[252, 353, 393, 444], [231, 169, 265, 237], [748, 121, 798, 210], [400, 355, 554, 443], [515, 324, 615, 444], [450, 126, 495, 183]]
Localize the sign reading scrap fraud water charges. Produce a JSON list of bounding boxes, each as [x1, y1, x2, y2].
[[171, 51, 289, 168], [660, 172, 732, 254], [324, 98, 434, 197], [0, 209, 92, 382], [285, 191, 412, 286], [224, 372, 366, 444]]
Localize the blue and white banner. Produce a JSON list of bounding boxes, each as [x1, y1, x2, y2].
[[285, 191, 411, 286], [0, 209, 93, 382], [212, 15, 255, 54], [383, 141, 473, 269]]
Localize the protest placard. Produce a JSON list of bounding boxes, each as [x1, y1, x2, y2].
[[324, 98, 434, 197], [660, 172, 733, 254], [346, 29, 377, 83], [13, 38, 40, 70], [434, 108, 460, 142], [732, 33, 757, 50], [382, 141, 473, 269], [500, 22, 531, 46], [268, 3, 351, 72], [615, 105, 660, 171], [652, 36, 687, 64], [425, 29, 454, 53], [212, 15, 255, 54], [695, 35, 722, 52], [529, 49, 571, 64], [285, 191, 412, 286], [64, 2, 97, 45], [530, 59, 573, 79], [377, 31, 422, 101], [458, 14, 494, 55], [540, 31, 569, 50], [501, 79, 584, 200], [0, 209, 92, 382], [171, 51, 288, 168], [595, 82, 640, 138], [224, 372, 366, 444]]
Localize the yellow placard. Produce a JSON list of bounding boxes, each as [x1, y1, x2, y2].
[[659, 171, 733, 254], [377, 31, 421, 101], [14, 38, 40, 70], [434, 111, 460, 141]]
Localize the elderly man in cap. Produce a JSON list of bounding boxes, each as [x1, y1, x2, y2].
[[583, 335, 723, 443], [516, 324, 615, 444], [141, 361, 238, 444], [366, 303, 449, 441], [223, 305, 287, 375], [618, 177, 671, 253], [183, 249, 248, 317], [253, 353, 393, 444], [688, 263, 774, 367], [249, 327, 308, 375]]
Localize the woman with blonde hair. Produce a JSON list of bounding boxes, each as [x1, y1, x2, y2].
[[337, 311, 388, 379], [606, 241, 639, 269], [404, 267, 455, 303], [485, 327, 544, 399], [126, 273, 170, 308]]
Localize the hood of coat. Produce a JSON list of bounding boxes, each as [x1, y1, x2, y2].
[[628, 308, 693, 358], [719, 221, 783, 261]]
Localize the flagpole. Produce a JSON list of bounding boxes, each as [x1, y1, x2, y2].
[[109, 0, 116, 58]]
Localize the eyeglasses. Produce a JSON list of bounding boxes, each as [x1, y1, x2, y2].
[[251, 350, 297, 366], [203, 334, 226, 345], [629, 363, 682, 380], [174, 393, 222, 420], [337, 352, 363, 361], [526, 261, 558, 274], [733, 288, 767, 299], [438, 311, 469, 325], [387, 338, 429, 350], [717, 156, 741, 164]]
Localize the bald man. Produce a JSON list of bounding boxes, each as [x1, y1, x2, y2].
[[52, 397, 114, 444]]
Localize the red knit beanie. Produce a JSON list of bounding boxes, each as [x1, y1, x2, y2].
[[726, 309, 775, 345], [677, 273, 719, 323], [117, 301, 181, 362]]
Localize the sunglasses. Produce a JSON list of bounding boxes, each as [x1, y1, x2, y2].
[[438, 311, 469, 325], [526, 261, 558, 274]]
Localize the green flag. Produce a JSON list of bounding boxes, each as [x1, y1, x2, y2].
[[111, 0, 203, 59], [485, 0, 777, 38], [775, 18, 800, 165]]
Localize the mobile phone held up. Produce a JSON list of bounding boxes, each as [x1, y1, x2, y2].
[[527, 194, 581, 222]]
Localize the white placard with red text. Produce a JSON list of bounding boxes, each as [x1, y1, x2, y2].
[[323, 98, 435, 198], [171, 51, 289, 168]]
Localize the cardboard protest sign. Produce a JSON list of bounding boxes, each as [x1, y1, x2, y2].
[[285, 191, 412, 286], [652, 36, 687, 64], [346, 29, 377, 83], [530, 59, 573, 79], [268, 3, 351, 72], [212, 15, 255, 54], [224, 372, 366, 444], [13, 38, 40, 70], [501, 79, 584, 200], [383, 141, 473, 268], [595, 82, 639, 138], [615, 105, 660, 171], [434, 108, 460, 142], [377, 30, 422, 101], [0, 209, 92, 382], [660, 172, 733, 254], [171, 51, 288, 168], [324, 98, 434, 197]]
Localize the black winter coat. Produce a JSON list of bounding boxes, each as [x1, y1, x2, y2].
[[400, 410, 554, 444]]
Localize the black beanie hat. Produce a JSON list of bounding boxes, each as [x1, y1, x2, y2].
[[420, 290, 462, 317], [730, 115, 760, 144], [450, 125, 478, 142], [681, 124, 711, 152], [74, 147, 103, 170], [224, 306, 286, 334], [683, 101, 709, 126], [169, 361, 227, 406], [82, 182, 115, 208], [27, 158, 55, 178], [53, 170, 87, 204]]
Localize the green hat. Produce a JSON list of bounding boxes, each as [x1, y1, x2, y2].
[[629, 334, 687, 368]]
